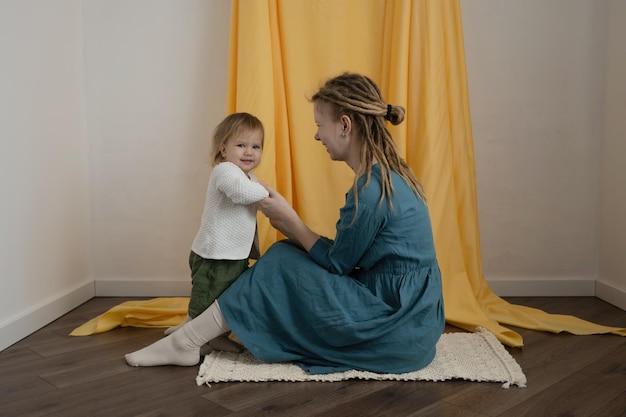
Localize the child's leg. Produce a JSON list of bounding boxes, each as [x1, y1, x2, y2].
[[168, 256, 247, 337], [192, 256, 248, 317], [163, 252, 205, 335], [202, 259, 248, 350], [125, 301, 229, 367]]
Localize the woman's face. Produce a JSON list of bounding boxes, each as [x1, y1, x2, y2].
[[313, 102, 349, 162]]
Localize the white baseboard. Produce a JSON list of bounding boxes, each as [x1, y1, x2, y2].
[[0, 280, 95, 351], [595, 280, 626, 311], [485, 278, 596, 297], [95, 279, 192, 297]]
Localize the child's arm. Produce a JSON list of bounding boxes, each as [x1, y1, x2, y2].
[[215, 163, 269, 205]]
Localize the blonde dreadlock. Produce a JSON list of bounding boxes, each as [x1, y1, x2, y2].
[[311, 72, 426, 215]]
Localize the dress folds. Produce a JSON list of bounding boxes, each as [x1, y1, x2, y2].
[[218, 166, 445, 374]]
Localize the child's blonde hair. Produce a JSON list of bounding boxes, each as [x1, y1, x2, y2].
[[211, 112, 265, 166]]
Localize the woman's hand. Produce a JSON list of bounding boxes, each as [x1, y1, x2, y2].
[[258, 182, 292, 218], [258, 181, 320, 251], [258, 182, 298, 239]]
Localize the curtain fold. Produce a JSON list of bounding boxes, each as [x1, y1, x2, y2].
[[227, 0, 625, 346]]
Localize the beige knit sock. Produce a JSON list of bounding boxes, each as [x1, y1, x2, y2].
[[164, 314, 191, 336], [125, 302, 229, 367]]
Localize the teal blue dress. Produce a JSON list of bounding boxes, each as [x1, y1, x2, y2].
[[218, 166, 444, 374]]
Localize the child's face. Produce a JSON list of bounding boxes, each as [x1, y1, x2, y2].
[[220, 129, 263, 175]]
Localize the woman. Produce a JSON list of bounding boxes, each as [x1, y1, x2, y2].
[[125, 72, 445, 374]]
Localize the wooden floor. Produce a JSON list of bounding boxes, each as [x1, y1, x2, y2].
[[0, 297, 624, 417]]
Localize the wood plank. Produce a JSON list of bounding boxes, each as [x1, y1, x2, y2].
[[496, 376, 621, 417], [306, 381, 459, 417], [444, 332, 625, 416], [569, 343, 626, 391], [0, 374, 57, 405], [0, 296, 623, 417], [589, 392, 626, 417], [203, 380, 387, 414]]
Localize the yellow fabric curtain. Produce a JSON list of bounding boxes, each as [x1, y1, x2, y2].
[[227, 0, 625, 347]]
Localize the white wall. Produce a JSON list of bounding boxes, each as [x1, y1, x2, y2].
[[0, 0, 93, 351], [0, 0, 231, 350], [83, 0, 231, 296], [88, 1, 621, 300], [597, 0, 626, 310], [1, 0, 623, 351], [461, 0, 612, 297]]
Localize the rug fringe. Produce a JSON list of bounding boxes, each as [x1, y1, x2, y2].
[[475, 327, 527, 388]]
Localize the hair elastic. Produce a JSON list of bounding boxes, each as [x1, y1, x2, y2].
[[386, 104, 392, 119]]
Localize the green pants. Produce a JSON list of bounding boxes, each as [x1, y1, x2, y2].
[[188, 251, 249, 318]]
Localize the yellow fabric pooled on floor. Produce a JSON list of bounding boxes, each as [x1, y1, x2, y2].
[[70, 298, 189, 336]]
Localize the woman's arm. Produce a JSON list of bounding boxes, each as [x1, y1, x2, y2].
[[258, 182, 320, 252]]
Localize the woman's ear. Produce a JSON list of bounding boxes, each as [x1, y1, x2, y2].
[[340, 115, 352, 135]]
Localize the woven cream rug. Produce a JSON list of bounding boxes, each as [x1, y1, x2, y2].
[[196, 328, 526, 389]]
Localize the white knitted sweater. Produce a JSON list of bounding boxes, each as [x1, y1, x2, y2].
[[191, 162, 269, 260]]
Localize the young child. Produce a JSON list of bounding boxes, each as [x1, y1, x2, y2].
[[165, 112, 269, 343]]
